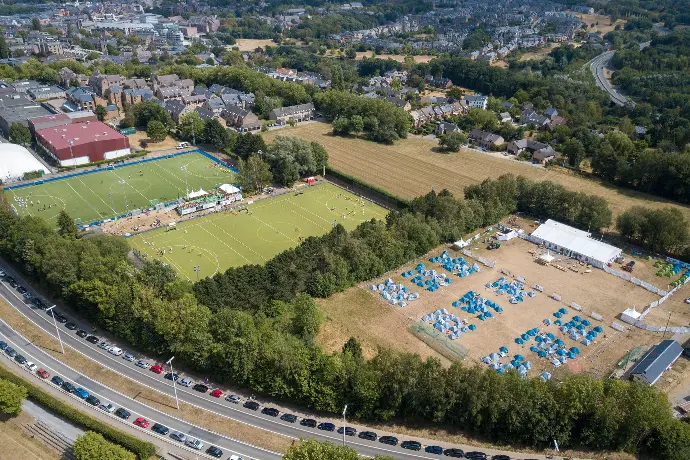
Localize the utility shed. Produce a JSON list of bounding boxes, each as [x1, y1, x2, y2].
[[629, 340, 683, 385]]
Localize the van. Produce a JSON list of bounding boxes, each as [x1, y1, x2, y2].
[[176, 142, 189, 149]]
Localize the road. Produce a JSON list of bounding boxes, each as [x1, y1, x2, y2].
[[0, 261, 558, 460], [588, 51, 633, 107]]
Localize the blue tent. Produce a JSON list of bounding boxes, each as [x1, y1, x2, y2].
[[530, 346, 539, 352], [468, 324, 477, 331], [559, 307, 568, 314], [553, 312, 562, 318], [594, 326, 603, 333], [557, 349, 565, 356], [499, 346, 509, 353], [555, 338, 564, 345], [521, 333, 529, 341], [515, 354, 524, 361], [515, 338, 525, 345], [547, 332, 555, 339], [554, 320, 562, 326], [527, 329, 536, 337], [538, 351, 547, 358], [582, 319, 591, 326], [570, 347, 581, 354]]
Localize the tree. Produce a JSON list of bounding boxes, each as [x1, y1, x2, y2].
[[438, 131, 467, 152], [146, 120, 167, 142], [132, 101, 172, 128], [447, 86, 464, 100], [349, 115, 364, 135], [0, 378, 27, 416], [563, 138, 585, 168], [85, 51, 100, 61], [94, 105, 107, 122], [57, 210, 78, 238], [73, 432, 135, 460], [31, 18, 41, 31], [282, 438, 360, 460], [178, 112, 205, 144], [233, 132, 267, 160], [237, 154, 272, 193], [8, 123, 31, 146], [0, 35, 9, 59], [203, 119, 230, 150], [332, 117, 351, 135]]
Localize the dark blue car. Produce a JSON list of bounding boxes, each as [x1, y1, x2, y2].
[[317, 422, 336, 432], [425, 445, 443, 455]]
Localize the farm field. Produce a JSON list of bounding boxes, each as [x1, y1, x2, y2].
[[570, 12, 626, 35], [5, 151, 234, 226], [319, 233, 672, 380], [128, 182, 388, 280], [233, 39, 278, 51], [265, 122, 690, 222], [354, 52, 436, 63]]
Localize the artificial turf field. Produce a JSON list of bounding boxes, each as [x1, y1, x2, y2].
[[5, 151, 235, 226], [128, 183, 389, 280]]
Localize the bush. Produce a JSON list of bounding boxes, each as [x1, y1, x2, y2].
[[0, 367, 155, 460]]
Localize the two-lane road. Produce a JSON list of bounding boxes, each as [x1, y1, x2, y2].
[[0, 261, 555, 459], [588, 51, 634, 107]]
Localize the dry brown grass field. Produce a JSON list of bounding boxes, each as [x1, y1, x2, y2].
[[232, 39, 278, 51], [354, 52, 436, 63], [571, 13, 626, 35], [518, 43, 561, 61], [264, 122, 690, 222]]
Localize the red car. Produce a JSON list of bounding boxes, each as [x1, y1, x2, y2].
[[37, 368, 50, 379], [210, 389, 223, 398], [134, 417, 150, 428], [150, 364, 164, 374]]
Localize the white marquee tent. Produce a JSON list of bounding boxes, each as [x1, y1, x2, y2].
[[0, 144, 50, 182], [530, 219, 622, 269]]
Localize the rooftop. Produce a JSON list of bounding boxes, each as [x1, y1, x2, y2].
[[36, 121, 127, 150]]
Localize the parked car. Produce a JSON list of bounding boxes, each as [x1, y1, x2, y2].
[[443, 448, 465, 457], [300, 418, 317, 428], [99, 403, 116, 414], [177, 378, 194, 387], [108, 347, 123, 356], [51, 375, 64, 386], [401, 440, 422, 451], [31, 298, 45, 309], [185, 438, 203, 450], [5, 347, 16, 358], [149, 364, 164, 374], [0, 341, 6, 350], [122, 353, 135, 362], [317, 422, 336, 432], [464, 452, 487, 459], [243, 401, 259, 411], [64, 322, 78, 330], [206, 446, 223, 458], [151, 423, 169, 435], [37, 368, 50, 379], [337, 426, 357, 436], [225, 394, 241, 404], [170, 432, 186, 442], [358, 431, 377, 441], [379, 436, 398, 446], [491, 456, 510, 460], [98, 342, 111, 350], [426, 445, 443, 455], [114, 408, 131, 420], [193, 384, 209, 393], [14, 354, 26, 365], [135, 360, 149, 369], [85, 395, 100, 406], [164, 372, 179, 381], [280, 413, 297, 423], [54, 315, 68, 323], [17, 286, 27, 294], [73, 388, 89, 399], [76, 329, 88, 338], [210, 389, 223, 398], [85, 335, 99, 344], [61, 382, 75, 393], [261, 407, 279, 417], [134, 417, 150, 428], [24, 361, 38, 372]]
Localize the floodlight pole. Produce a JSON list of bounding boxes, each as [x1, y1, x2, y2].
[[166, 356, 180, 410], [342, 405, 347, 446], [46, 305, 65, 354], [181, 166, 188, 198]]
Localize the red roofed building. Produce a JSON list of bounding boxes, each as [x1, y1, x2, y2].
[[35, 121, 131, 167]]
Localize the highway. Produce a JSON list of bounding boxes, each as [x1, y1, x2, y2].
[[588, 51, 633, 107], [0, 261, 555, 460]]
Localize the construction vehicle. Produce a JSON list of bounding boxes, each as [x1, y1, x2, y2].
[[487, 241, 501, 250], [622, 260, 635, 272]]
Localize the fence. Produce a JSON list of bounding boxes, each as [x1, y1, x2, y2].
[[461, 249, 496, 268], [410, 320, 468, 362], [602, 265, 668, 296]]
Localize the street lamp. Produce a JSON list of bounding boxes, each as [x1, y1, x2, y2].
[[119, 179, 128, 213], [342, 404, 348, 446], [45, 305, 65, 354], [193, 265, 200, 281], [166, 356, 180, 410], [181, 166, 188, 198]]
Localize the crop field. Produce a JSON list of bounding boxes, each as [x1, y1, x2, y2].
[[5, 151, 234, 226], [265, 122, 690, 222], [128, 182, 388, 280]]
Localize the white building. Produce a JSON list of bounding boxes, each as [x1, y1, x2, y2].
[[464, 95, 488, 110], [528, 219, 622, 269], [0, 144, 50, 183]]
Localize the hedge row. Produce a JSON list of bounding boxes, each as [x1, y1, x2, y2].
[[0, 364, 156, 460], [325, 165, 408, 209], [57, 150, 149, 171]]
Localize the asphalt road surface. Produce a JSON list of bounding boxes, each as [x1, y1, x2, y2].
[[588, 51, 633, 107], [0, 261, 557, 460]]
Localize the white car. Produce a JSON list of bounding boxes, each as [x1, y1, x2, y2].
[[177, 377, 194, 387], [98, 342, 111, 350], [229, 456, 244, 460], [185, 438, 203, 450], [122, 353, 135, 362], [135, 360, 149, 369], [25, 362, 38, 372], [108, 347, 123, 356], [99, 403, 116, 413]]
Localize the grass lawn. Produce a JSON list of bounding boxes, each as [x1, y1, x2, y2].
[[128, 182, 389, 280], [6, 151, 235, 226]]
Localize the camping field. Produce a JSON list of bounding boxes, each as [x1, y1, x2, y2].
[[5, 151, 235, 226], [264, 122, 690, 222], [128, 182, 389, 280]]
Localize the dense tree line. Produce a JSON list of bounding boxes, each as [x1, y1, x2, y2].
[[314, 90, 411, 143], [616, 206, 690, 256], [1, 176, 690, 456]]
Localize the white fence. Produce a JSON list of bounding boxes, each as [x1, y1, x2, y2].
[[461, 249, 496, 269], [602, 265, 668, 296]]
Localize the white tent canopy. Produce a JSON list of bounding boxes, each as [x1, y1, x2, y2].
[[530, 219, 621, 268], [187, 189, 208, 199], [0, 143, 50, 182], [453, 239, 469, 249], [539, 252, 555, 263], [219, 183, 240, 194]]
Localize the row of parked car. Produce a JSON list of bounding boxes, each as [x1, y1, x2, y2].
[[2, 270, 510, 460]]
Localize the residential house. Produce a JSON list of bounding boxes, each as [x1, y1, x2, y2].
[[204, 97, 226, 115], [469, 129, 505, 149], [182, 94, 207, 107], [544, 107, 559, 120], [64, 87, 106, 112], [164, 99, 190, 124], [498, 112, 512, 123], [268, 103, 315, 123], [464, 94, 488, 110], [521, 109, 551, 129], [58, 67, 88, 88], [123, 78, 149, 90], [222, 105, 261, 131], [507, 139, 556, 163], [435, 121, 460, 136], [386, 96, 412, 112], [409, 102, 467, 128], [89, 72, 124, 97]]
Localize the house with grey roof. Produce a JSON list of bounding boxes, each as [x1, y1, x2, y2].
[[268, 103, 315, 123], [629, 340, 683, 385]]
